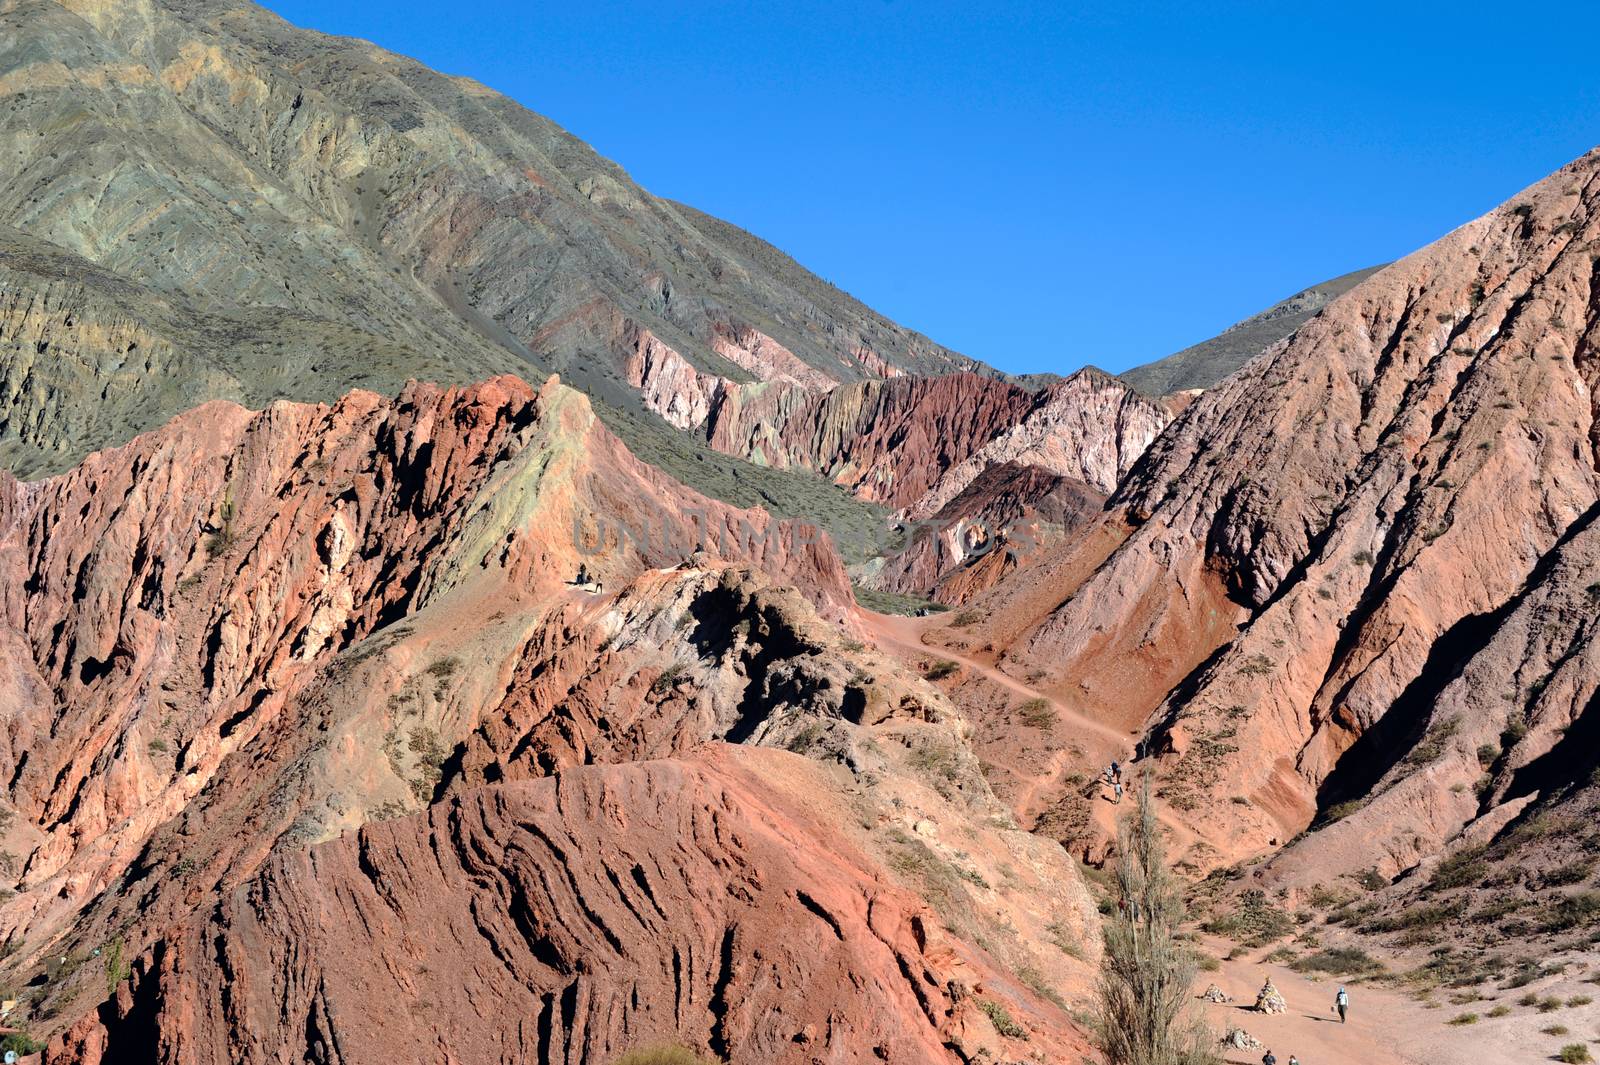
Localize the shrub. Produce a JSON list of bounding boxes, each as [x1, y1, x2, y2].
[[1543, 859, 1596, 887], [950, 609, 984, 627], [1404, 717, 1461, 766], [1321, 799, 1368, 824], [1541, 891, 1600, 932], [1538, 995, 1563, 1013], [651, 663, 687, 692], [1447, 1012, 1478, 1025], [148, 737, 169, 754], [1430, 846, 1489, 891], [978, 998, 1028, 1039], [924, 660, 959, 681], [1291, 946, 1384, 976], [1486, 1005, 1510, 1017], [1017, 698, 1054, 730], [1568, 995, 1593, 1007], [1202, 889, 1294, 946], [1543, 1025, 1571, 1036], [1558, 1045, 1592, 1064], [1, 1034, 43, 1055], [425, 656, 461, 679], [1238, 654, 1276, 677]]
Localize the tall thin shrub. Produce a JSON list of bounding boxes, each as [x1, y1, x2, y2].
[[1095, 779, 1216, 1065]]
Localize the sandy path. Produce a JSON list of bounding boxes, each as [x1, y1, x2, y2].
[[1200, 940, 1417, 1065], [858, 607, 1135, 825], [859, 608, 1130, 749]]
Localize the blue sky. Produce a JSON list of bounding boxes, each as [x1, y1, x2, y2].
[[267, 0, 1600, 376]]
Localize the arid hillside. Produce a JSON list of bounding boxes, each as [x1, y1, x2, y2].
[[0, 374, 1100, 1062], [925, 151, 1600, 929]]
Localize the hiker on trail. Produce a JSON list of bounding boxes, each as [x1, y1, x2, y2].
[[1110, 759, 1121, 782], [1335, 986, 1349, 1023], [1113, 779, 1124, 804], [1287, 1056, 1299, 1065], [575, 563, 590, 586], [1262, 1051, 1276, 1065]]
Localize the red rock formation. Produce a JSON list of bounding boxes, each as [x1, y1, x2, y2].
[[0, 374, 849, 952], [944, 148, 1600, 880], [53, 752, 1094, 1065], [870, 463, 1105, 604], [1, 373, 1101, 1061], [705, 372, 1037, 509]]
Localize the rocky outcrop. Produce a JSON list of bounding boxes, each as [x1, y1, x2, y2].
[[869, 463, 1105, 604], [0, 373, 850, 952], [705, 372, 1036, 509], [696, 369, 1169, 597], [904, 368, 1171, 518]]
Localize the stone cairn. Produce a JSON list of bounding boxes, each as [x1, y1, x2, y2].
[[1253, 978, 1288, 1014], [1201, 983, 1232, 1004], [1221, 1027, 1265, 1051]]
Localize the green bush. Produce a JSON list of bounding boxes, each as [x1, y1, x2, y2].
[[1290, 946, 1384, 976], [1430, 846, 1489, 891], [1557, 1045, 1591, 1064], [978, 998, 1028, 1039], [924, 660, 959, 681], [1017, 697, 1054, 730], [1, 1034, 43, 1055], [1447, 1012, 1478, 1025]]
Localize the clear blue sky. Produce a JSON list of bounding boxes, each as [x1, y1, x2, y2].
[[266, 0, 1600, 376]]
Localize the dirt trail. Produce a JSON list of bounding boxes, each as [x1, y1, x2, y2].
[[859, 607, 1211, 861], [1201, 940, 1417, 1065], [860, 609, 1130, 748], [859, 608, 1132, 824]]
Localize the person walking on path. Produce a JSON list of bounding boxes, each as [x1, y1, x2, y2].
[[1262, 1052, 1277, 1065], [1113, 779, 1124, 803], [1335, 986, 1349, 1023], [1288, 1056, 1300, 1065]]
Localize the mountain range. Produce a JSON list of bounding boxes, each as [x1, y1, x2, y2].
[[2, 2, 1597, 1063]]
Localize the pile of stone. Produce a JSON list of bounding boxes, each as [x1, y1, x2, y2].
[[1221, 1027, 1265, 1051], [1200, 983, 1232, 1004], [1254, 979, 1288, 1014]]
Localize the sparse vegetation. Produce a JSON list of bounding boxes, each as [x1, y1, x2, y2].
[[1018, 697, 1055, 729], [1202, 889, 1294, 947], [1446, 1012, 1478, 1025], [651, 662, 687, 693], [1404, 716, 1460, 766], [923, 659, 959, 681], [978, 998, 1028, 1040], [1558, 1045, 1592, 1064], [205, 487, 237, 556], [1291, 947, 1384, 976], [104, 935, 129, 994]]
